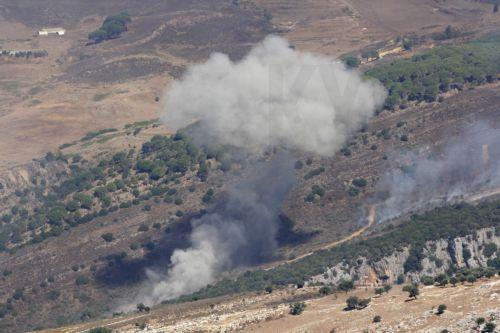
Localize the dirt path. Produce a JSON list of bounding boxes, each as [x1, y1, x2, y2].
[[269, 185, 500, 270], [267, 205, 376, 270]]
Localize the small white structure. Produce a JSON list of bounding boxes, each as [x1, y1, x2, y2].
[[38, 28, 66, 36]]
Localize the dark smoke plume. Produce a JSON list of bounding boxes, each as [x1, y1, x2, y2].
[[130, 156, 295, 306]]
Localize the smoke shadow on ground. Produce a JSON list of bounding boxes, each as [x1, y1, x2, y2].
[[93, 212, 199, 287], [94, 210, 313, 287], [276, 213, 320, 247]]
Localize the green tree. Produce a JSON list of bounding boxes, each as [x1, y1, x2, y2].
[[403, 284, 419, 299], [346, 296, 360, 310], [437, 304, 446, 315], [101, 233, 114, 242], [483, 243, 497, 257], [467, 275, 477, 284], [343, 55, 360, 68], [338, 279, 354, 293], [449, 276, 458, 287]]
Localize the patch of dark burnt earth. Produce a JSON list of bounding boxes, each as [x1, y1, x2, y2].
[[0, 0, 206, 27], [147, 10, 273, 62], [62, 57, 184, 84], [94, 209, 199, 287]]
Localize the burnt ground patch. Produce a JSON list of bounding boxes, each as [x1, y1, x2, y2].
[[62, 57, 185, 83]]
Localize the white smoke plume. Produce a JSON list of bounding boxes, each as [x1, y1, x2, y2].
[[128, 36, 386, 308], [161, 35, 386, 156], [375, 123, 500, 222]]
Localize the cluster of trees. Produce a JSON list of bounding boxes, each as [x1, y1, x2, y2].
[[88, 12, 131, 43], [177, 200, 500, 303], [366, 36, 500, 110], [0, 50, 48, 58], [305, 185, 326, 202], [0, 131, 228, 250]]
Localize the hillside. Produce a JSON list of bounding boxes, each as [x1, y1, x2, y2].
[[0, 1, 500, 332]]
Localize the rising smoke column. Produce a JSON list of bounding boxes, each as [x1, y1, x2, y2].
[[162, 35, 386, 156], [131, 36, 386, 307], [375, 123, 500, 222], [135, 156, 295, 306]]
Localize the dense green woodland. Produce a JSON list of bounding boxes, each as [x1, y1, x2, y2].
[[366, 33, 500, 110], [178, 200, 500, 302]]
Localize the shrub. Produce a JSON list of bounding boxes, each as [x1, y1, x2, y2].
[[88, 12, 131, 43], [343, 55, 360, 68], [403, 284, 419, 299], [373, 315, 381, 323], [449, 276, 458, 286], [76, 275, 90, 286], [338, 279, 354, 293], [467, 275, 477, 284], [483, 322, 496, 333], [319, 285, 332, 295], [352, 178, 367, 188], [289, 302, 306, 315], [348, 187, 360, 197], [265, 286, 273, 294], [101, 233, 114, 242], [437, 304, 446, 315], [174, 198, 183, 205], [400, 134, 409, 142], [88, 327, 112, 333], [136, 303, 150, 312], [202, 189, 214, 204], [138, 224, 149, 232], [294, 160, 303, 169], [346, 296, 370, 310], [483, 243, 497, 257]]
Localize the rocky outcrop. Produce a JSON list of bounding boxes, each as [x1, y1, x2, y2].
[[310, 227, 499, 286]]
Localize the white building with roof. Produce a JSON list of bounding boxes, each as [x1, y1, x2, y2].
[[38, 28, 66, 36]]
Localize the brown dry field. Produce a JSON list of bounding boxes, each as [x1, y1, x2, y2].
[[0, 0, 498, 173]]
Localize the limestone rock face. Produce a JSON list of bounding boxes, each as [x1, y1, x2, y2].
[[310, 227, 499, 286]]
